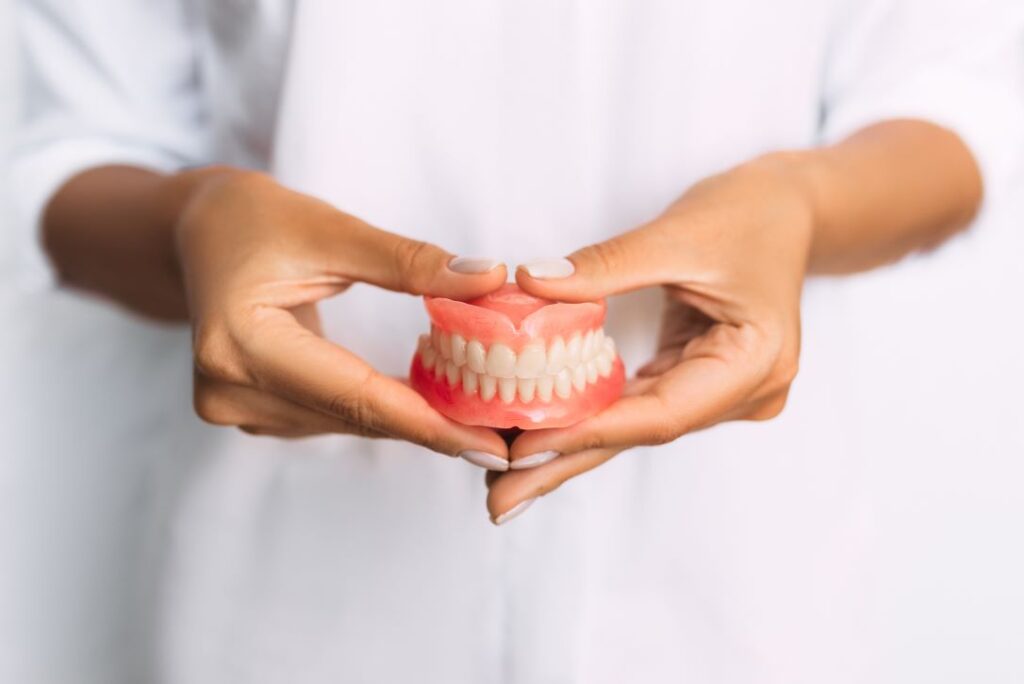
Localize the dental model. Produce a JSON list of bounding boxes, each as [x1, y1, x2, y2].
[[410, 284, 625, 429]]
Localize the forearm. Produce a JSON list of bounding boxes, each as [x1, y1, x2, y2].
[[42, 165, 233, 320], [772, 120, 983, 275]]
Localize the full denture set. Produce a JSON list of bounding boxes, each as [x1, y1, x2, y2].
[[411, 284, 625, 429]]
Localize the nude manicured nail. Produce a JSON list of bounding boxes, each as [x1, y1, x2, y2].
[[448, 256, 503, 274], [458, 450, 509, 471], [519, 258, 575, 279], [510, 450, 560, 470], [494, 498, 536, 525]]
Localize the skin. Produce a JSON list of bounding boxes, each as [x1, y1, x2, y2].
[[43, 119, 982, 523]]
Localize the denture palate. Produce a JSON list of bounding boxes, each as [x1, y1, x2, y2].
[[417, 326, 618, 404]]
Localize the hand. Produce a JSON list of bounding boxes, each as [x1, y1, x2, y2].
[[486, 156, 814, 523], [174, 168, 509, 460]]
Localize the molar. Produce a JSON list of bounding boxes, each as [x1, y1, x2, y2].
[[421, 344, 437, 373], [586, 359, 598, 384], [596, 351, 613, 377]]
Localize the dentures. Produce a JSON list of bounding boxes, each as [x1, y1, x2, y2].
[[410, 284, 625, 429]]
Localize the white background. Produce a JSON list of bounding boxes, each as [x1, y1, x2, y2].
[[1, 1, 1023, 682]]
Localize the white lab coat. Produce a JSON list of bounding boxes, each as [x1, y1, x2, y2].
[[5, 1, 1024, 682]]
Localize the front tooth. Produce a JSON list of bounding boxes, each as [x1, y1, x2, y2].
[[536, 375, 554, 402], [486, 343, 517, 378], [586, 359, 598, 384], [566, 333, 582, 367], [467, 340, 487, 373], [516, 344, 547, 378], [438, 331, 452, 359], [572, 364, 587, 391], [518, 378, 536, 403], [421, 345, 437, 372], [546, 337, 567, 374], [498, 377, 517, 404], [445, 360, 460, 387], [479, 374, 497, 401], [596, 351, 613, 377], [555, 368, 572, 399], [462, 368, 478, 395], [450, 333, 467, 366], [582, 330, 595, 360]]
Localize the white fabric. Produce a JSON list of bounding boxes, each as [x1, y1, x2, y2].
[[5, 0, 1024, 682]]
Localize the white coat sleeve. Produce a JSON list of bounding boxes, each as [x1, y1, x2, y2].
[[820, 0, 1024, 206], [8, 0, 210, 289]]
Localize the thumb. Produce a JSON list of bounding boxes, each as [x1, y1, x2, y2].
[[515, 222, 679, 302], [339, 220, 507, 300]]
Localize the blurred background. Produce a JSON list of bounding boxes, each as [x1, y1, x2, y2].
[[2, 1, 1024, 682]]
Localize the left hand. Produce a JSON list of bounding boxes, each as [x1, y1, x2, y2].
[[486, 155, 816, 524]]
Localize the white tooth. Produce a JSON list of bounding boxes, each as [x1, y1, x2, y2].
[[603, 336, 616, 356], [596, 350, 613, 377], [566, 333, 582, 367], [445, 360, 460, 387], [582, 330, 595, 361], [546, 337, 567, 374], [486, 343, 517, 378], [518, 378, 536, 403], [467, 340, 487, 374], [462, 368, 478, 395], [479, 374, 497, 401], [516, 344, 547, 378], [536, 375, 554, 402], [450, 333, 467, 366], [586, 359, 598, 384], [438, 331, 452, 359], [593, 329, 605, 352], [572, 364, 587, 391], [498, 377, 517, 404], [555, 368, 572, 399], [417, 334, 431, 354], [421, 345, 437, 372]]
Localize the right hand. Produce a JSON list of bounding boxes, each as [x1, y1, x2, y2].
[[173, 168, 509, 459]]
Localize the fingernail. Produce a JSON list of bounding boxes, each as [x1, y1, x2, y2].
[[493, 498, 536, 525], [458, 450, 509, 471], [519, 258, 575, 279], [449, 256, 503, 274], [510, 450, 560, 470]]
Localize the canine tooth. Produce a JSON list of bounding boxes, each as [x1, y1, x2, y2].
[[572, 364, 587, 391], [593, 329, 605, 351], [450, 333, 467, 366], [555, 369, 572, 399], [445, 360, 460, 387], [582, 330, 595, 360], [546, 337, 567, 374], [518, 378, 536, 403], [467, 340, 487, 373], [421, 345, 437, 371], [536, 375, 554, 402], [586, 359, 598, 384], [516, 344, 546, 378], [498, 377, 517, 404], [566, 333, 582, 367], [462, 368, 478, 395], [486, 343, 517, 378], [479, 374, 497, 401], [596, 350, 613, 377]]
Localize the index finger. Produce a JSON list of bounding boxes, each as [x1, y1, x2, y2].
[[243, 307, 508, 458]]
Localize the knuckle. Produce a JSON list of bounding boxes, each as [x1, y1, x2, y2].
[[193, 323, 247, 384], [647, 420, 683, 446], [750, 391, 789, 422], [393, 239, 439, 294]]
